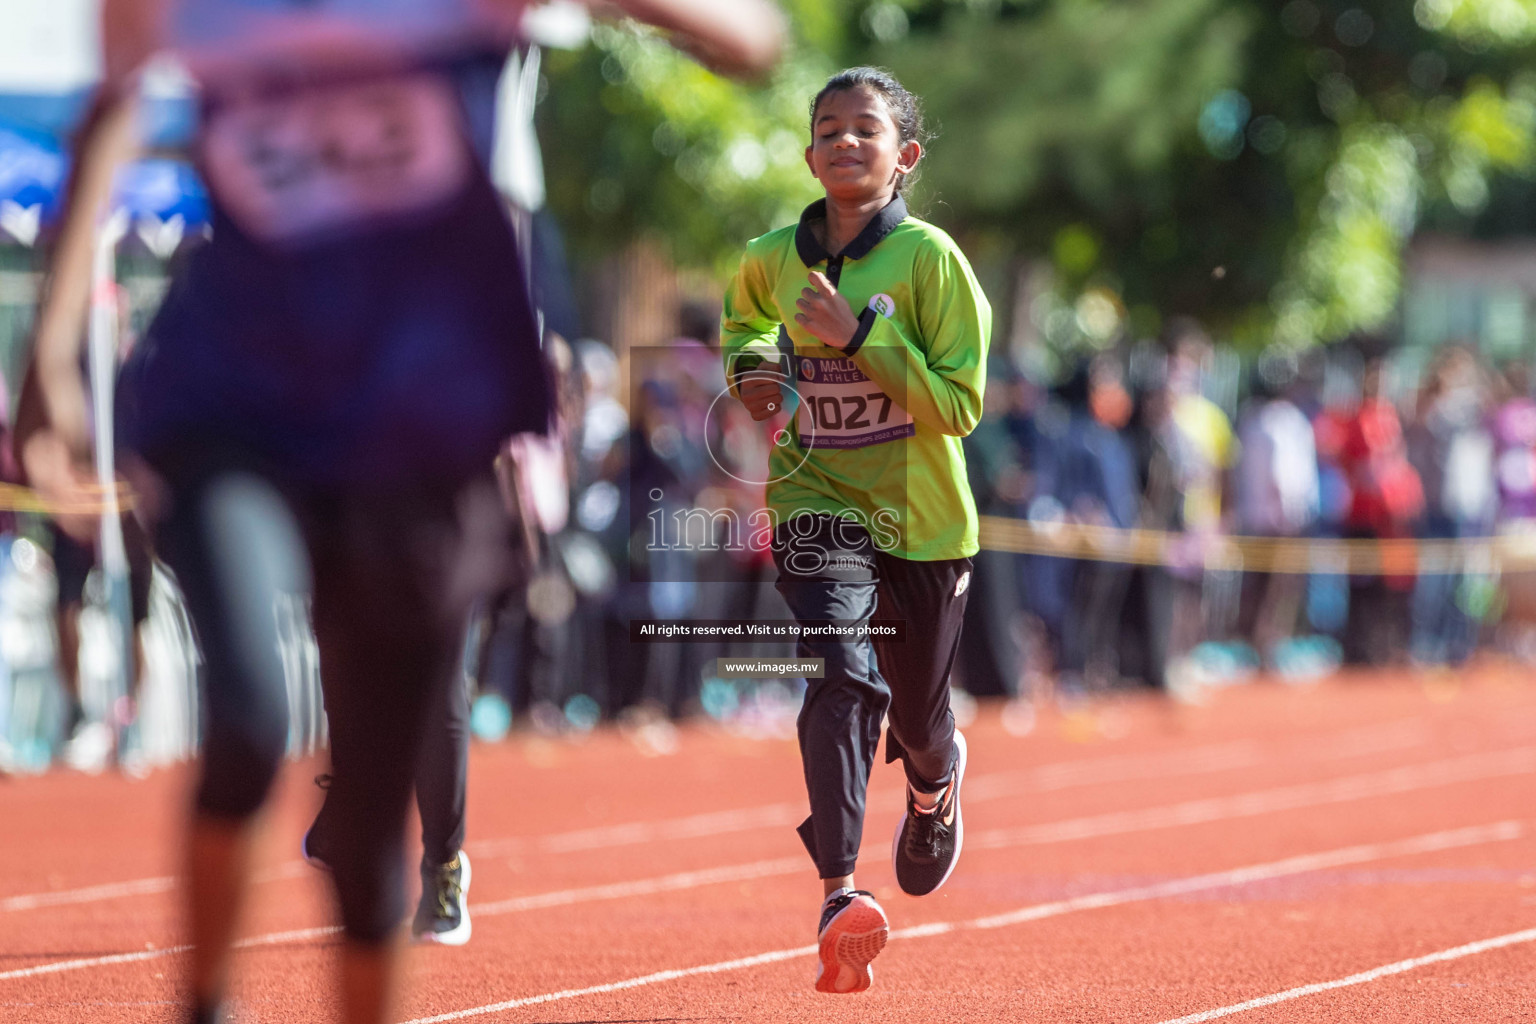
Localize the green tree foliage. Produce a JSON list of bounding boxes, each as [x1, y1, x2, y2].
[[541, 0, 1536, 347], [539, 1, 846, 273]]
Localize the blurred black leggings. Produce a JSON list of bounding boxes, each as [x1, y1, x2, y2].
[[155, 454, 509, 943]]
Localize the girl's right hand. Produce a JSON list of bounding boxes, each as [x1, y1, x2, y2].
[[738, 368, 787, 422]]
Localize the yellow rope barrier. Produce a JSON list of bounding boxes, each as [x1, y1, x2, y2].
[[977, 515, 1536, 575], [0, 482, 137, 516], [0, 491, 1528, 574]]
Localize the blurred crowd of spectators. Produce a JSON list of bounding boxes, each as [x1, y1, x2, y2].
[[964, 320, 1536, 704], [470, 310, 1536, 733], [8, 307, 1536, 762], [463, 305, 799, 738]]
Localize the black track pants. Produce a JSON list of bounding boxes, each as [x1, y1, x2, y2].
[[772, 514, 971, 880], [416, 671, 470, 867]]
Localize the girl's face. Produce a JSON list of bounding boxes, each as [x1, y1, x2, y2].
[[805, 85, 921, 204]]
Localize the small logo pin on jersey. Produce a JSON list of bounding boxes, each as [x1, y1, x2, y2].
[[954, 571, 971, 598], [868, 293, 896, 317]]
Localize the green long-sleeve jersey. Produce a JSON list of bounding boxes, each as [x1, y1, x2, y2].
[[721, 196, 992, 560]]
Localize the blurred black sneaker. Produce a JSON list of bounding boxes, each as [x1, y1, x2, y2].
[[301, 774, 334, 871], [814, 887, 888, 994], [413, 851, 472, 946], [891, 731, 967, 896], [188, 999, 226, 1024]]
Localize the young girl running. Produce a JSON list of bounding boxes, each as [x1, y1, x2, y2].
[[721, 67, 991, 994]]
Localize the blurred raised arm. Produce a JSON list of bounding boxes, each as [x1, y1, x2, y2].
[[14, 0, 160, 495], [589, 0, 785, 78]]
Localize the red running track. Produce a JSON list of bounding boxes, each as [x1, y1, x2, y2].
[[3, 665, 1535, 1022]]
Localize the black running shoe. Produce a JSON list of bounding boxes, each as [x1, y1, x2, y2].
[[412, 851, 472, 946], [814, 888, 888, 994], [188, 999, 226, 1024], [301, 774, 334, 871], [891, 731, 967, 896]]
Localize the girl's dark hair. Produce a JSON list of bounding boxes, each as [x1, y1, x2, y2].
[[811, 66, 929, 193]]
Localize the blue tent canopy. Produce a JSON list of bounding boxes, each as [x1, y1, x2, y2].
[[0, 89, 197, 149], [0, 125, 66, 220], [0, 122, 209, 239], [114, 159, 209, 225]]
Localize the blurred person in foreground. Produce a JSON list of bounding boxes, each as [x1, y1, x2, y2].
[[0, 372, 18, 774], [310, 340, 579, 953], [12, 2, 783, 1023]]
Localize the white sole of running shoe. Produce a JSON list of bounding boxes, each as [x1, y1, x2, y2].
[[415, 851, 473, 947], [891, 730, 967, 896], [814, 893, 888, 994]]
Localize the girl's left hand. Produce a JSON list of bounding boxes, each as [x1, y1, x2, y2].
[[794, 272, 860, 351]]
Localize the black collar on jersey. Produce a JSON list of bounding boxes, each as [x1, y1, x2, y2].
[[794, 194, 908, 267]]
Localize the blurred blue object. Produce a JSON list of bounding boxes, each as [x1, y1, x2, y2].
[[0, 125, 65, 223], [0, 93, 91, 145], [114, 159, 209, 225], [1190, 640, 1259, 686], [470, 692, 512, 742], [563, 693, 600, 733], [0, 124, 208, 237], [1273, 635, 1342, 683], [699, 677, 739, 721], [0, 89, 197, 149], [1307, 571, 1349, 634]]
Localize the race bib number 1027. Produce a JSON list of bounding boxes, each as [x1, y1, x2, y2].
[[795, 356, 914, 449], [201, 74, 471, 243]]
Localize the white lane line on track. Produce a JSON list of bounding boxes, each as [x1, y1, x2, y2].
[[972, 746, 1536, 850], [0, 877, 176, 913], [474, 746, 1536, 917], [5, 746, 1529, 984], [0, 924, 339, 982], [501, 802, 805, 857], [0, 858, 811, 983], [396, 821, 1526, 1024], [473, 857, 807, 915], [0, 945, 192, 982], [986, 718, 1432, 802], [0, 718, 1428, 914], [0, 861, 309, 914], [1153, 925, 1536, 1024], [471, 719, 1433, 859]]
